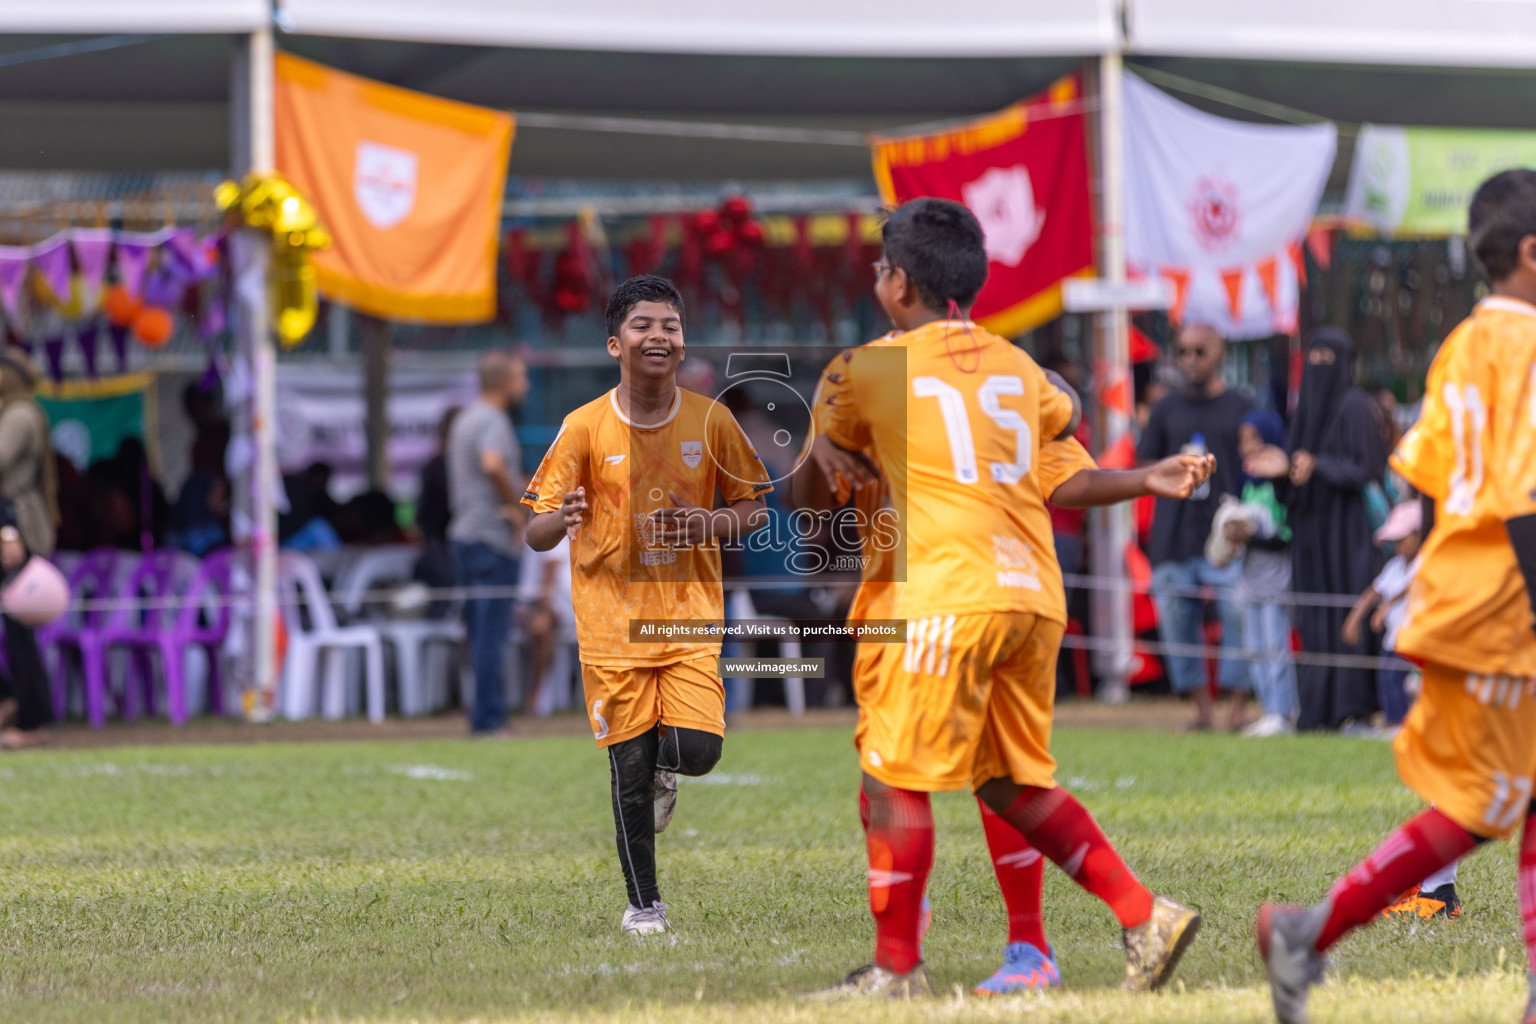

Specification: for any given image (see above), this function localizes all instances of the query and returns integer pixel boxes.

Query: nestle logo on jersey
[632,513,679,566]
[992,535,1041,591]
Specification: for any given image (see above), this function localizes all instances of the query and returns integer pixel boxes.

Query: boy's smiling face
[607,300,684,386]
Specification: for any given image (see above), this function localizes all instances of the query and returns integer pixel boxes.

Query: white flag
[1124,74,1336,340]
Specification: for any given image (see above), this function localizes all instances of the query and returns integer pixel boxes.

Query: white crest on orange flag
[1123,73,1335,340]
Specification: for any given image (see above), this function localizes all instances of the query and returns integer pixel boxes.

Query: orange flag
[1219,268,1246,323]
[1254,256,1280,314]
[275,54,514,323]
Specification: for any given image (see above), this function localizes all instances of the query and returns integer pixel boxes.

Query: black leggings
[0,616,51,731]
[606,724,722,907]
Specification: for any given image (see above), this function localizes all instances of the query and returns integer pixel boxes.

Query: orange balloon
[104,285,142,328]
[132,306,174,348]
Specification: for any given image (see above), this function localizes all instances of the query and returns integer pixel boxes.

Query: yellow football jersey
[1392,297,1536,677]
[523,386,773,667]
[822,320,1075,622]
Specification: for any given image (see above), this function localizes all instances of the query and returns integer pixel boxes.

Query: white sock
[1421,858,1459,892]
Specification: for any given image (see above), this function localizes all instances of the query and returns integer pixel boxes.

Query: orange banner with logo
[274,53,513,323]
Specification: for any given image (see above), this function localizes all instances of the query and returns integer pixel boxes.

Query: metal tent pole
[1089,47,1135,703]
[231,23,279,722]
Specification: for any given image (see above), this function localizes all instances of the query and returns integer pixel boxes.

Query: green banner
[35,374,150,471]
[1345,124,1536,236]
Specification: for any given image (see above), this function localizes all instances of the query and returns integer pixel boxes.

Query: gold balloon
[216,174,331,347]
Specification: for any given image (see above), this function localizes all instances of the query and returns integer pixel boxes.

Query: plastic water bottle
[1182,432,1211,500]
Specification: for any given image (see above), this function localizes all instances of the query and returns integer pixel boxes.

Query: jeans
[1377,659,1412,725]
[1150,556,1247,694]
[1242,598,1296,718]
[450,540,519,733]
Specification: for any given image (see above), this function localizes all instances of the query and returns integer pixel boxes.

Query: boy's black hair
[881,198,990,311]
[605,274,686,338]
[1469,169,1536,282]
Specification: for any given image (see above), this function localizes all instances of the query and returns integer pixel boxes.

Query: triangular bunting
[71,229,114,308]
[1287,240,1307,288]
[31,235,73,305]
[1160,268,1191,325]
[0,248,28,319]
[1305,227,1332,272]
[1219,267,1246,323]
[1255,256,1280,314]
[115,239,155,299]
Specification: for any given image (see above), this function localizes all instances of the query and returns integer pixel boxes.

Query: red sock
[978,796,1048,951]
[864,782,934,974]
[998,786,1153,929]
[1520,807,1536,975]
[1315,807,1479,952]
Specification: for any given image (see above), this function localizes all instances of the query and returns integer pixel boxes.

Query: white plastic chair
[726,588,806,715]
[277,551,386,722]
[334,545,466,717]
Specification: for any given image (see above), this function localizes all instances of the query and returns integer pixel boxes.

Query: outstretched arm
[1049,454,1215,510]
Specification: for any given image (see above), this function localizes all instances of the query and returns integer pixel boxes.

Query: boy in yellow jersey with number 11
[1258,170,1536,1024]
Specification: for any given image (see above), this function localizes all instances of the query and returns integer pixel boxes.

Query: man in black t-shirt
[1135,324,1254,730]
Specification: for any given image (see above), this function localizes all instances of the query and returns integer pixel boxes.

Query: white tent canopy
[276,0,1119,56]
[1128,0,1536,68]
[2,1,265,33]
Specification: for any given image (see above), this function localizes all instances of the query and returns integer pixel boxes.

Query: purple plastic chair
[40,549,140,727]
[114,548,235,724]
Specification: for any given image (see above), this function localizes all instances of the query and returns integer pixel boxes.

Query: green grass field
[0,724,1529,1023]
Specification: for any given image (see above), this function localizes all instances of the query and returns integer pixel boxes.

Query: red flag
[871,73,1092,337]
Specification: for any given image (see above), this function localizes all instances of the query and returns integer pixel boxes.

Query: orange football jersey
[822,320,1075,622]
[1392,297,1536,677]
[523,387,773,667]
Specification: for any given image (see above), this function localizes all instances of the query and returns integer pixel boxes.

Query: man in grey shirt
[448,351,530,735]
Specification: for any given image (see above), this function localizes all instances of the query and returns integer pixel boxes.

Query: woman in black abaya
[1287,329,1387,730]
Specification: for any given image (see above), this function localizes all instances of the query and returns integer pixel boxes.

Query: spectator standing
[1285,328,1387,730]
[448,351,530,736]
[413,407,459,604]
[1229,410,1296,736]
[1136,323,1254,730]
[0,350,56,749]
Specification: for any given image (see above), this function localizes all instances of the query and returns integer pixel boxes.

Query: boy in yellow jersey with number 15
[798,198,1210,998]
[524,276,772,938]
[1258,170,1536,1024]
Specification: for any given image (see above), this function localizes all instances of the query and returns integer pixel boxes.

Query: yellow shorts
[1394,664,1536,839]
[855,612,1062,793]
[580,657,725,748]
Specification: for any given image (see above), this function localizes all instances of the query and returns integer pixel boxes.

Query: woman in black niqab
[1288,328,1387,730]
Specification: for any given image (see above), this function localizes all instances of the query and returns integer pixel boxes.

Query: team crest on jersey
[680,440,704,468]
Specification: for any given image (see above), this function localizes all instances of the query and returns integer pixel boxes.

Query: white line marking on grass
[680,773,762,786]
[389,764,474,781]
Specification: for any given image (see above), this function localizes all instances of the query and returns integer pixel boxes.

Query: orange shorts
[854,612,1062,793]
[1393,664,1536,839]
[580,657,725,748]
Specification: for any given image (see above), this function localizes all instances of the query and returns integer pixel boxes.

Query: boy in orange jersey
[797,198,1210,998]
[795,424,1209,996]
[524,276,772,937]
[1257,169,1536,1024]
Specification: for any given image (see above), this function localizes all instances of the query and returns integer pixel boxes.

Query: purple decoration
[142,267,184,310]
[80,321,102,378]
[165,227,216,282]
[70,229,114,300]
[31,235,73,304]
[0,247,27,319]
[199,288,228,339]
[108,323,130,371]
[197,350,222,393]
[115,241,154,299]
[42,336,64,384]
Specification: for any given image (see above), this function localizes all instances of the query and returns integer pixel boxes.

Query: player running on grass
[1257,169,1536,1024]
[795,198,1210,998]
[796,424,1211,995]
[523,275,772,937]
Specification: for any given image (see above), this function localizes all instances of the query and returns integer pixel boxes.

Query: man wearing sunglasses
[1136,323,1255,731]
